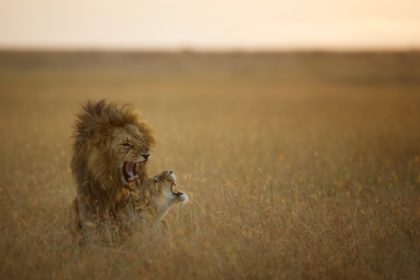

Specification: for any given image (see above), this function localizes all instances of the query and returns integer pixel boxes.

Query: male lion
[70,100,156,243]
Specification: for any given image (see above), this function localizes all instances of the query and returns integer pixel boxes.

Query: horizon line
[1,45,420,53]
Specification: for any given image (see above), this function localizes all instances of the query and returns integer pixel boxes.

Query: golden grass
[0,52,419,279]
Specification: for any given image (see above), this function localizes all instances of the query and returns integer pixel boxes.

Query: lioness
[72,170,188,244]
[120,170,189,232]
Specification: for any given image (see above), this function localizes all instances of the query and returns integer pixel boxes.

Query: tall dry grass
[0,52,419,279]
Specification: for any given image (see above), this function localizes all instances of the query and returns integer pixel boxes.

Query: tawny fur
[70,100,155,243]
[118,171,188,236]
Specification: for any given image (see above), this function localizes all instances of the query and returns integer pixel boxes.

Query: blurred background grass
[0,51,419,279]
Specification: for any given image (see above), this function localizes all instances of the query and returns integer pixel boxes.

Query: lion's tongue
[125,162,136,179]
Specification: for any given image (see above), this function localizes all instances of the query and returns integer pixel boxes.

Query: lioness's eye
[121,143,131,147]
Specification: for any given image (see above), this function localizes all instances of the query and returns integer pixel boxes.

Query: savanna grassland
[0,51,419,279]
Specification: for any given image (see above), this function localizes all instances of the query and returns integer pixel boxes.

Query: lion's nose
[141,152,150,160]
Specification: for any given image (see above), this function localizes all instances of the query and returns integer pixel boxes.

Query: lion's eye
[121,143,131,147]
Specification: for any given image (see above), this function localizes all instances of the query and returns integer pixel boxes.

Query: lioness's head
[72,100,155,190]
[148,170,189,219]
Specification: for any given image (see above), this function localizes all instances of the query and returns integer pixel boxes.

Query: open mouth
[171,183,184,196]
[171,183,188,203]
[122,161,139,183]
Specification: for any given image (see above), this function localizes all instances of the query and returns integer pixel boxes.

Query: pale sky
[1,0,420,50]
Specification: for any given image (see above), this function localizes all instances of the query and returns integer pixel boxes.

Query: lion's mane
[71,100,155,216]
